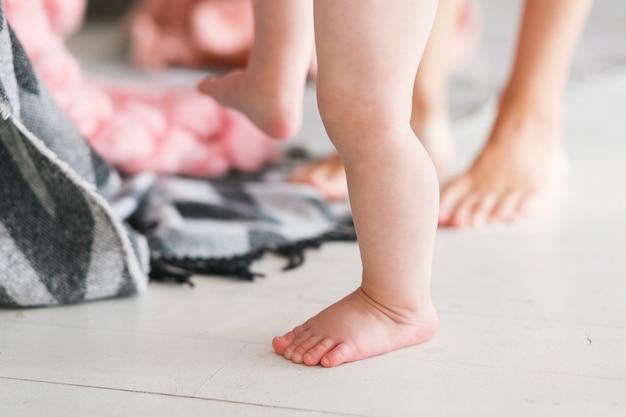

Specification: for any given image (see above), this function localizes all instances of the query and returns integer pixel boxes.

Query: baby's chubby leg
[288,0,468,198]
[273,0,439,367]
[198,0,313,139]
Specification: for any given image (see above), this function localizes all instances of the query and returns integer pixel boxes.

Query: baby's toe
[290,336,324,364]
[302,337,339,366]
[320,343,352,368]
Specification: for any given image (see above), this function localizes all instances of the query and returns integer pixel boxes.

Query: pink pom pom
[5,0,56,59]
[6,0,278,178]
[222,109,280,172]
[190,0,253,56]
[54,84,114,138]
[186,142,232,177]
[43,0,87,37]
[166,91,223,139]
[91,102,166,169]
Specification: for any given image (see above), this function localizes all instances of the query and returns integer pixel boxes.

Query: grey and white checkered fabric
[0,5,354,307]
[0,8,148,307]
[134,175,354,282]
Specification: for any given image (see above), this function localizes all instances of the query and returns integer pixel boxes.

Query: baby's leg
[273,0,439,367]
[198,0,313,139]
[439,0,592,227]
[288,0,468,198]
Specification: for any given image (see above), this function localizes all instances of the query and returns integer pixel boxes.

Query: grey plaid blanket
[0,8,354,308]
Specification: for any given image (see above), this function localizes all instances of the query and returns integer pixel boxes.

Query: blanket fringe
[149,226,356,285]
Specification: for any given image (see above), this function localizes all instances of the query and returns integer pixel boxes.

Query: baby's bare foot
[272,288,438,367]
[198,70,301,139]
[439,111,569,228]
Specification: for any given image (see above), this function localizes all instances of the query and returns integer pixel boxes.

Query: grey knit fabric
[0,11,147,307]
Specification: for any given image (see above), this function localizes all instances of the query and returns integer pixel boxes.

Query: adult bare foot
[198,70,302,139]
[272,287,438,367]
[439,108,569,228]
[288,154,347,200]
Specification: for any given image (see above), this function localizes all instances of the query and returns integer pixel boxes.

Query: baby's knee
[318,89,408,154]
[318,85,385,134]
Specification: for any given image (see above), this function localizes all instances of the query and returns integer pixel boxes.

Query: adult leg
[439,0,593,227]
[412,0,467,175]
[273,0,439,367]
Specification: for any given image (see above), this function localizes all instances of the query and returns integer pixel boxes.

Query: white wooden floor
[2,2,626,416]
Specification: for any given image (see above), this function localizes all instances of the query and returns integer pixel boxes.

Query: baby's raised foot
[199,70,302,139]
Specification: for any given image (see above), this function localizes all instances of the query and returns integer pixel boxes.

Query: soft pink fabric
[128,0,318,76]
[5,0,278,177]
[44,0,87,37]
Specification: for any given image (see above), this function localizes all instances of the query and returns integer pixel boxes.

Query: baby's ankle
[259,100,302,139]
[356,285,436,325]
[244,80,303,139]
